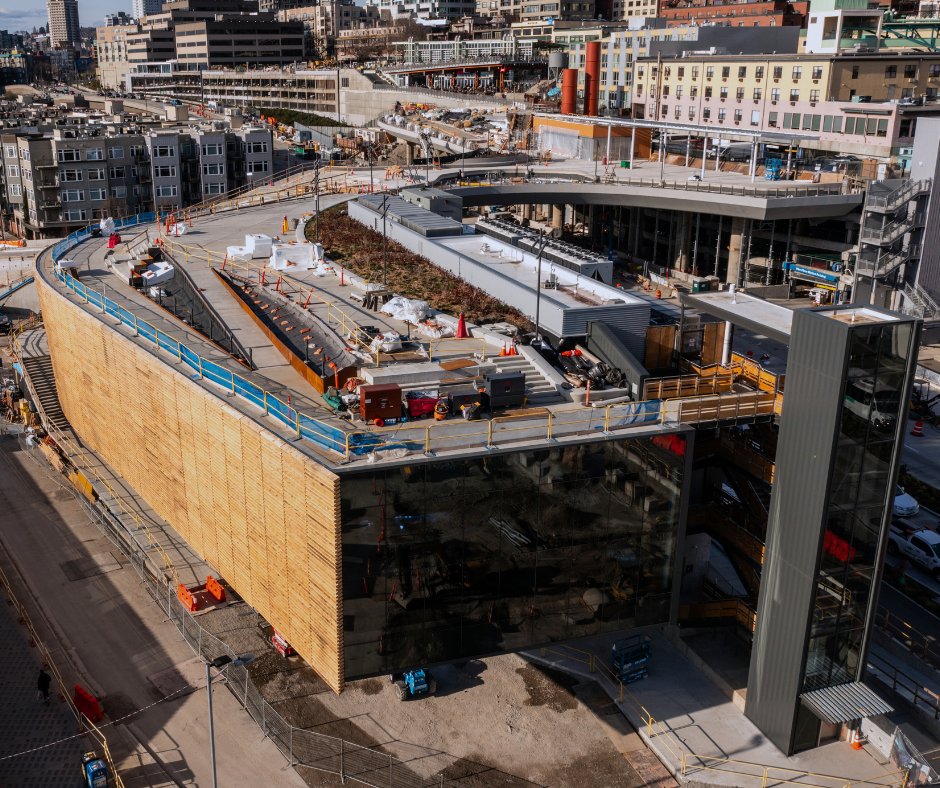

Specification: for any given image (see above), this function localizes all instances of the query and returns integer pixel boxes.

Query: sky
[5,1,123,32]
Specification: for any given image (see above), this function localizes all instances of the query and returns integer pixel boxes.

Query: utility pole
[314,158,320,243]
[381,193,389,288]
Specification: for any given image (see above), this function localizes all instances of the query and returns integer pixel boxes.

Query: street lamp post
[205,653,253,788]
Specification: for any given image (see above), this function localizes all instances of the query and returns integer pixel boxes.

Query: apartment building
[0,122,273,237]
[280,1,399,58]
[657,0,808,27]
[623,52,940,158]
[95,23,140,91]
[47,0,81,49]
[374,0,475,20]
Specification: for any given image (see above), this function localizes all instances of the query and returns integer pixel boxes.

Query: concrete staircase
[21,355,71,432]
[489,353,560,405]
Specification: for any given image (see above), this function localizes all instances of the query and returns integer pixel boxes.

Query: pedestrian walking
[37,667,51,706]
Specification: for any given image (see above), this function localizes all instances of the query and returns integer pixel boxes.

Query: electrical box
[359,383,403,425]
[485,371,526,409]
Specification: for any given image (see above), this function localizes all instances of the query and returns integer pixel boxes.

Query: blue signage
[784,262,839,284]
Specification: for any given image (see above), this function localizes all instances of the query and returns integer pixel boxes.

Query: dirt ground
[200,604,672,787]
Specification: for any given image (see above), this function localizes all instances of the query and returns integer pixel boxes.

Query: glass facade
[340,435,688,679]
[802,321,914,692]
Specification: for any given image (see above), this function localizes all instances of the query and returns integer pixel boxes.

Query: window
[721,66,730,79]
[790,89,800,101]
[753,66,764,81]
[152,145,174,158]
[662,85,670,97]
[6,165,17,178]
[690,86,698,98]
[61,189,84,202]
[677,66,684,78]
[736,87,745,100]
[9,184,20,197]
[688,107,696,120]
[3,145,14,158]
[703,107,711,120]
[705,86,713,98]
[753,87,763,100]
[733,109,743,122]
[717,108,727,122]
[720,86,728,99]
[156,185,177,197]
[20,149,28,162]
[832,116,842,133]
[812,66,823,80]
[108,146,124,159]
[771,88,780,101]
[877,118,888,137]
[246,141,268,154]
[810,89,820,103]
[885,65,897,79]
[57,149,80,162]
[203,183,224,195]
[202,163,223,176]
[676,85,683,98]
[930,64,940,78]
[111,186,127,198]
[86,148,104,160]
[109,166,125,179]
[772,66,783,79]
[247,161,269,174]
[751,110,760,126]
[153,165,176,178]
[89,188,106,201]
[63,209,87,221]
[692,67,699,79]
[792,66,802,79]
[674,106,681,120]
[130,145,145,158]
[706,66,714,79]
[87,168,105,181]
[851,65,859,79]
[60,169,82,182]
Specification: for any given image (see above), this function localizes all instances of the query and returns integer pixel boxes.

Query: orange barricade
[177,583,198,612]
[73,684,104,723]
[206,575,226,603]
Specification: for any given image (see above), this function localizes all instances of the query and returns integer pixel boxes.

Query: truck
[887,524,940,580]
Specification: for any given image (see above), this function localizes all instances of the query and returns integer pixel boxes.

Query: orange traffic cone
[455,312,469,339]
[912,420,924,437]
[499,344,507,357]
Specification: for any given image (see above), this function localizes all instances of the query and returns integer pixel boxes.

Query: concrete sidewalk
[524,629,900,788]
[0,435,306,787]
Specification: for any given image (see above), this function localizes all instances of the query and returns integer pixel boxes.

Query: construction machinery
[391,668,437,700]
[764,158,783,181]
[81,751,110,787]
[611,634,651,684]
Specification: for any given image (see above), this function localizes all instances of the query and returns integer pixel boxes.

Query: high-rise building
[47,0,81,49]
[132,0,164,19]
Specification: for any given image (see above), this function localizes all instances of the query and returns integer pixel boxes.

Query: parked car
[894,485,920,517]
[888,524,940,579]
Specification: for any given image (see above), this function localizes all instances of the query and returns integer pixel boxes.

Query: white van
[807,287,831,305]
[843,372,900,429]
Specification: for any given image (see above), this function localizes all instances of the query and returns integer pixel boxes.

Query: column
[674,212,692,273]
[552,205,564,231]
[726,216,746,286]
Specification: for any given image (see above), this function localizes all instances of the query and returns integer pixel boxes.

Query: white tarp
[369,332,403,353]
[99,217,116,235]
[268,242,323,271]
[227,233,273,260]
[167,222,188,237]
[380,296,429,324]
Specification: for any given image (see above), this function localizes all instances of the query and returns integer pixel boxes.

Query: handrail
[535,643,901,788]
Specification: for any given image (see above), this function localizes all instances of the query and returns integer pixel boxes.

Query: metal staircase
[901,282,940,319]
[20,355,71,432]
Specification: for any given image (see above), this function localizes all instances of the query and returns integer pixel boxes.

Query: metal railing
[534,643,900,788]
[865,179,931,211]
[613,176,854,198]
[867,651,940,721]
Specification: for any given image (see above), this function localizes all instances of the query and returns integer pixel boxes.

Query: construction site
[0,129,934,787]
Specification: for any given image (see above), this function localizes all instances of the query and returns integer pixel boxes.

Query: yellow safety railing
[0,561,124,786]
[534,642,901,788]
[11,326,181,583]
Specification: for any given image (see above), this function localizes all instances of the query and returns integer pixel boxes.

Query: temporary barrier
[206,575,226,603]
[73,684,104,724]
[177,583,198,612]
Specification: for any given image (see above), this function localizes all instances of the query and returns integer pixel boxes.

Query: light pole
[533,229,547,344]
[206,653,253,788]
[314,158,321,243]
[380,193,390,288]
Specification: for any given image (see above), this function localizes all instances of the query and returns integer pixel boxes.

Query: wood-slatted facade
[38,279,345,691]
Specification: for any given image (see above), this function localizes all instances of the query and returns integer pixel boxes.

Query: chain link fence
[79,476,465,788]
